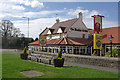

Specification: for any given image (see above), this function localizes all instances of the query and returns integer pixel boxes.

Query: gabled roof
[29,38,91,46]
[41,18,78,35]
[40,27,49,35]
[89,26,120,44]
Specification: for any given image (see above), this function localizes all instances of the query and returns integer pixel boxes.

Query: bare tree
[0,20,13,38]
[0,20,25,48]
[11,28,21,37]
[0,20,21,38]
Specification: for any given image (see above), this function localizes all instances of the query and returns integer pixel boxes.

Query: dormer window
[57,26,66,33]
[47,30,52,34]
[47,28,54,34]
[57,28,62,33]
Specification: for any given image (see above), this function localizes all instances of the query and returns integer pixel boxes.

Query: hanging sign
[93,34,102,49]
[95,15,101,33]
[39,35,46,46]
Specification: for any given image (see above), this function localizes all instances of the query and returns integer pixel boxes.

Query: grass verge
[2,53,119,78]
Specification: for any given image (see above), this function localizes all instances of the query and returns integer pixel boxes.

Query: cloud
[0,0,44,18]
[12,16,70,39]
[0,1,25,12]
[23,10,64,18]
[0,10,64,19]
[85,10,100,19]
[13,18,56,39]
[83,18,118,29]
[43,0,119,2]
[68,7,89,16]
[0,1,25,18]
[10,0,44,8]
[67,7,100,19]
[30,0,44,8]
[67,6,117,29]
[102,20,118,28]
[12,5,25,10]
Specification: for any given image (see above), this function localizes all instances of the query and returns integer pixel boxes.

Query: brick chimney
[56,18,60,23]
[77,12,82,21]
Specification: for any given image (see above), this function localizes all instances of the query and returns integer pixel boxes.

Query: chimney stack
[56,18,60,23]
[77,12,82,21]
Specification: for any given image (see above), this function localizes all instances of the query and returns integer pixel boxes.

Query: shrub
[105,48,120,57]
[53,49,64,67]
[53,49,64,59]
[22,46,27,54]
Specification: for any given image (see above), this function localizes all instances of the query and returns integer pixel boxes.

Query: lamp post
[109,35,114,57]
[22,17,29,46]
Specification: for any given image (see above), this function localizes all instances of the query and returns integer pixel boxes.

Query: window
[74,46,80,54]
[60,33,62,38]
[82,34,85,38]
[49,35,52,39]
[88,34,91,38]
[67,46,72,54]
[60,46,66,53]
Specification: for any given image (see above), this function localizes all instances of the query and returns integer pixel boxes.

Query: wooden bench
[28,53,53,65]
[39,55,53,64]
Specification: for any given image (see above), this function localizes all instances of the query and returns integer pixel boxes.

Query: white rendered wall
[67,18,90,38]
[46,33,66,40]
[52,34,60,39]
[57,28,63,33]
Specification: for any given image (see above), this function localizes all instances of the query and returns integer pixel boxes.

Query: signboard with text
[39,35,46,46]
[93,34,102,49]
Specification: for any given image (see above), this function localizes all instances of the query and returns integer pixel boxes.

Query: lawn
[2,53,119,78]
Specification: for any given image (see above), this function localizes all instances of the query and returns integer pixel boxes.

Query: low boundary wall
[32,51,120,69]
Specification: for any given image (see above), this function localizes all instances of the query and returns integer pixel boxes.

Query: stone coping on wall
[32,51,120,69]
[33,51,119,61]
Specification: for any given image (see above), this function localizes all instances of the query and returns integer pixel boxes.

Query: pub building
[29,12,120,56]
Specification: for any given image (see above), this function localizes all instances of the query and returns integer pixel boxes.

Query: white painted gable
[57,28,63,33]
[47,30,51,34]
[67,18,90,38]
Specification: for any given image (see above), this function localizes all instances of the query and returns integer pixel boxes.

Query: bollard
[40,59,42,63]
[49,60,51,65]
[37,58,39,62]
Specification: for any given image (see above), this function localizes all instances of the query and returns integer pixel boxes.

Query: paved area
[1,49,22,55]
[20,70,44,78]
[65,62,118,73]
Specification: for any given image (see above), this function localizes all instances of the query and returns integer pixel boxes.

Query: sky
[0,0,119,39]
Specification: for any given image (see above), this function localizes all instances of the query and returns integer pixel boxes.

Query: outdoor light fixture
[109,35,114,57]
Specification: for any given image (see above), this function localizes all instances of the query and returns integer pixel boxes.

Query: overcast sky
[0,0,119,39]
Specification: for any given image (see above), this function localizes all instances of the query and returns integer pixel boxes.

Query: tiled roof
[68,38,91,45]
[29,38,91,46]
[41,18,78,35]
[29,40,39,45]
[89,27,120,44]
